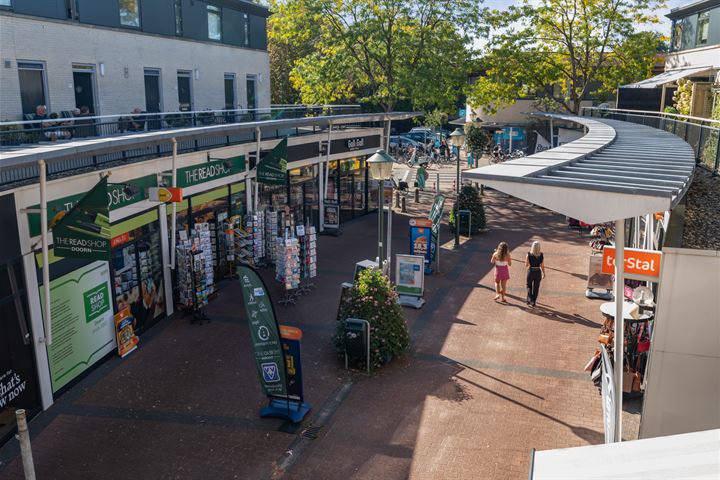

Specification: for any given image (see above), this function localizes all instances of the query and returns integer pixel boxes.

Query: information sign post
[395,254,425,309]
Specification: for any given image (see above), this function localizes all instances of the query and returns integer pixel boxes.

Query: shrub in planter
[333,268,410,370]
[449,184,486,234]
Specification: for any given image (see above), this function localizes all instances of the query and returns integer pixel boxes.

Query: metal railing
[0,104,361,148]
[581,107,720,175]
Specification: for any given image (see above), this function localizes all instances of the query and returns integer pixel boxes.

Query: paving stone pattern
[1,188,606,480]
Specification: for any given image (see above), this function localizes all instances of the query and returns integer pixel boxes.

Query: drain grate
[300,425,322,440]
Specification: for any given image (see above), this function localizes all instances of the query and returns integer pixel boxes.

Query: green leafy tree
[273,0,482,112]
[449,184,486,234]
[672,78,693,115]
[423,109,449,131]
[464,123,490,157]
[334,268,410,370]
[469,0,664,114]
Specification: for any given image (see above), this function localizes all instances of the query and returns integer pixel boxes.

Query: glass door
[72,65,97,114]
[144,68,162,130]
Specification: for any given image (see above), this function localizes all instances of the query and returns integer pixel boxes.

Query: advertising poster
[238,265,288,398]
[588,255,613,290]
[114,308,139,358]
[257,137,288,185]
[395,255,425,297]
[410,226,433,264]
[52,177,111,261]
[279,325,304,401]
[323,200,340,229]
[40,261,116,393]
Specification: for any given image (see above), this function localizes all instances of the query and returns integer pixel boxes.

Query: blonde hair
[530,241,542,257]
[496,242,509,260]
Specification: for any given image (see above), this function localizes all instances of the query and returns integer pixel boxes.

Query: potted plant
[334,268,410,370]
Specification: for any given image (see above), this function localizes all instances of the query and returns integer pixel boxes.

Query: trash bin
[344,318,370,373]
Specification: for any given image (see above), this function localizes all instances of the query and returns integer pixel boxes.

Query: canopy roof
[621,66,714,89]
[530,429,720,480]
[462,113,695,224]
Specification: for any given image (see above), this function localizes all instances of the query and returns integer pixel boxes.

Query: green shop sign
[28,174,157,237]
[176,156,245,188]
[83,283,110,323]
[257,138,288,185]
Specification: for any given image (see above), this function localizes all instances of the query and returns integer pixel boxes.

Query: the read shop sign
[602,246,662,281]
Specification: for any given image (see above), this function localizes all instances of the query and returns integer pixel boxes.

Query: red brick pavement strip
[0,191,607,480]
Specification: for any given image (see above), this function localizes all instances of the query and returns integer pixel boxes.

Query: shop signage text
[257,138,288,185]
[176,156,245,188]
[0,370,27,409]
[346,138,365,149]
[602,246,661,279]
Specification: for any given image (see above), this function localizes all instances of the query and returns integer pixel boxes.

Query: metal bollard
[395,190,400,208]
[401,196,407,212]
[15,409,36,480]
[415,188,420,203]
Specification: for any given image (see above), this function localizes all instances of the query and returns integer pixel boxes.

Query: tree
[272,0,482,112]
[449,184,486,234]
[423,109,448,131]
[468,0,665,114]
[464,123,490,157]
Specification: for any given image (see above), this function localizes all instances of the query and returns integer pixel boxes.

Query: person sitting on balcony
[45,112,71,141]
[74,106,95,137]
[31,105,53,137]
[127,107,146,132]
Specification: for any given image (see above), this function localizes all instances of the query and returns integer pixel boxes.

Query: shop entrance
[72,66,96,114]
[338,158,368,222]
[111,214,166,334]
[289,165,319,229]
[0,259,41,445]
[190,189,231,280]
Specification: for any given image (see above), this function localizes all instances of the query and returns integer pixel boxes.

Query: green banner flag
[52,177,111,261]
[257,137,288,185]
[238,265,288,398]
[429,194,446,228]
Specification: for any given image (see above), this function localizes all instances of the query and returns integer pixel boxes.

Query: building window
[207,5,221,41]
[696,11,710,45]
[174,0,183,36]
[17,62,48,116]
[243,13,250,47]
[119,0,141,28]
[672,22,683,51]
[177,71,193,111]
[0,1,11,8]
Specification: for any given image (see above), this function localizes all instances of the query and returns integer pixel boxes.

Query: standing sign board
[52,177,111,261]
[602,246,661,281]
[600,345,615,443]
[395,254,425,297]
[39,261,116,392]
[279,325,305,401]
[323,199,340,231]
[409,219,434,274]
[114,307,139,358]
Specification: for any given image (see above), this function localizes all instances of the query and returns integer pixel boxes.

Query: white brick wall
[0,13,270,120]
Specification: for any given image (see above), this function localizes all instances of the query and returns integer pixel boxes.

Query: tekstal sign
[602,246,662,281]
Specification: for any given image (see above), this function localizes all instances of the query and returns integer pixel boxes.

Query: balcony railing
[0,105,361,148]
[581,107,720,175]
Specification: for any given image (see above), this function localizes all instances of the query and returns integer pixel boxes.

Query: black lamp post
[367,149,394,270]
[449,128,465,247]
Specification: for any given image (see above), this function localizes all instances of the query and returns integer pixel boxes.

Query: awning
[529,429,720,479]
[621,66,714,89]
[462,113,695,224]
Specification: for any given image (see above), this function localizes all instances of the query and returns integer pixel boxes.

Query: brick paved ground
[1,181,608,480]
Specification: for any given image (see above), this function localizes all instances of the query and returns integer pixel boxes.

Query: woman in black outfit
[525,241,546,307]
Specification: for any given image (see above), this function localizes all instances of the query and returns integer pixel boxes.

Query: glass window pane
[208,5,221,41]
[0,1,12,7]
[174,0,183,35]
[697,12,709,45]
[119,0,140,28]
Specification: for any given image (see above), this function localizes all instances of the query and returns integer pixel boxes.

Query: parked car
[389,135,423,150]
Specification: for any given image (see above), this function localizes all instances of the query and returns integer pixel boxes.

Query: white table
[600,301,653,321]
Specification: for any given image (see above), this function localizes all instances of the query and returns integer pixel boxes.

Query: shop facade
[5,125,384,418]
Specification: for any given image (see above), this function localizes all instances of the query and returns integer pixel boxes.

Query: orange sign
[409,218,433,228]
[114,307,139,358]
[111,232,130,248]
[279,325,303,340]
[148,187,183,203]
[602,246,662,279]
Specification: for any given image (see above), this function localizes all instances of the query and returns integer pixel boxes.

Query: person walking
[491,242,512,302]
[416,164,427,191]
[525,241,545,307]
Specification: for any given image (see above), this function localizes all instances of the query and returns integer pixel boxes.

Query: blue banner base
[260,398,311,423]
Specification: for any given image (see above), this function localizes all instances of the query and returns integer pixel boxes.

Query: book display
[298,225,317,280]
[176,224,214,320]
[226,215,254,266]
[276,237,300,305]
[245,212,266,265]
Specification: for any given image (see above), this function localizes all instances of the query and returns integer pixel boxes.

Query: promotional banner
[257,137,288,185]
[588,255,613,290]
[429,194,445,261]
[114,307,139,358]
[238,265,288,398]
[395,254,425,297]
[410,225,433,264]
[600,345,615,443]
[323,199,340,230]
[52,177,111,261]
[39,261,116,392]
[534,132,552,153]
[279,325,304,401]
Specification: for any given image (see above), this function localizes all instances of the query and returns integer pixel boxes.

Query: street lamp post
[449,128,465,248]
[367,149,394,272]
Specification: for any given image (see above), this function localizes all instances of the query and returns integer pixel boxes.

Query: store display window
[289,165,319,227]
[257,182,288,213]
[111,212,166,334]
[338,157,367,222]
[230,182,247,217]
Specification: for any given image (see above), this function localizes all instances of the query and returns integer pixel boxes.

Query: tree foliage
[464,123,490,156]
[449,184,486,234]
[271,0,482,112]
[423,109,449,130]
[468,0,665,114]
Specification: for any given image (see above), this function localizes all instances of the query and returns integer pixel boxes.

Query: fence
[0,105,361,147]
[581,107,720,175]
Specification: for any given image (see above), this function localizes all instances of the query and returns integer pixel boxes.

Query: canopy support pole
[613,218,625,442]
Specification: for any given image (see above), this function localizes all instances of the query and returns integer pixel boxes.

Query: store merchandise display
[299,225,317,280]
[227,215,254,266]
[276,237,301,293]
[265,210,279,263]
[176,224,215,313]
[245,212,266,265]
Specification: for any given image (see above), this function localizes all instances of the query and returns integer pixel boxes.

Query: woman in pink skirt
[491,242,512,302]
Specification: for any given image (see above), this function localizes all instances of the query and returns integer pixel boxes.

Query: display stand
[276,236,300,306]
[265,210,279,264]
[297,224,317,294]
[245,212,266,268]
[586,224,614,300]
[176,226,212,324]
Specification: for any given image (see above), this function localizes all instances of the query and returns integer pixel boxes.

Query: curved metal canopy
[462,113,695,224]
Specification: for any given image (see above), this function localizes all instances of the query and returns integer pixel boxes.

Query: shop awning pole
[254,127,261,212]
[549,118,554,147]
[386,119,392,150]
[613,218,625,442]
[320,122,333,232]
[39,159,51,345]
[170,138,177,270]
